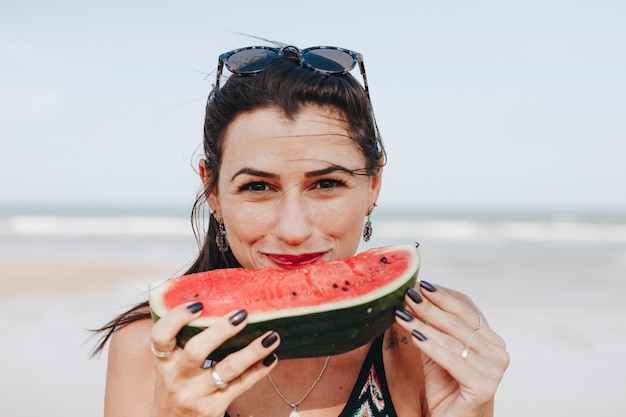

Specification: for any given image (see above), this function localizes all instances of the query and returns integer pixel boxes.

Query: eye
[316,178,347,189]
[239,181,271,192]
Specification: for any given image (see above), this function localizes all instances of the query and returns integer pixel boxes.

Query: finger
[403,285,481,351]
[181,309,249,367]
[150,301,204,357]
[400,284,509,377]
[196,352,279,411]
[208,330,281,391]
[191,330,280,400]
[410,282,505,348]
[395,311,508,388]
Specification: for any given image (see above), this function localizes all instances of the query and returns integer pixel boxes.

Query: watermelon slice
[149,244,420,359]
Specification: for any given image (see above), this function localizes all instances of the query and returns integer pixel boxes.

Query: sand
[1,245,625,416]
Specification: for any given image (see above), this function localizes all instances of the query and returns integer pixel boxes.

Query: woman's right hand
[149,302,280,417]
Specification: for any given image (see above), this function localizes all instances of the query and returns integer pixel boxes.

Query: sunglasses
[215,45,370,97]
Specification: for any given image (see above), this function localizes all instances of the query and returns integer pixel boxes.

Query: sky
[1,0,625,211]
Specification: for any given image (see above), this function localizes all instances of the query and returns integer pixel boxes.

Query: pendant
[289,408,300,417]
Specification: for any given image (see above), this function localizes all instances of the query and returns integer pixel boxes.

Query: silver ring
[150,341,175,359]
[473,315,483,331]
[461,346,470,360]
[210,365,229,390]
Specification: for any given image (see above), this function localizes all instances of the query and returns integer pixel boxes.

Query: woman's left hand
[394,281,510,417]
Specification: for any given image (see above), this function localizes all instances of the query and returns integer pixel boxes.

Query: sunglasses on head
[215,45,370,96]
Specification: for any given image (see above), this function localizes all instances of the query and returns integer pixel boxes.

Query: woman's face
[203,105,382,270]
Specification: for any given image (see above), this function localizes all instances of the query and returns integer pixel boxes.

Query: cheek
[221,199,284,248]
[224,207,264,243]
[318,200,366,236]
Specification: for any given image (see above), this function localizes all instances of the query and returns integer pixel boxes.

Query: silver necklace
[267,356,331,417]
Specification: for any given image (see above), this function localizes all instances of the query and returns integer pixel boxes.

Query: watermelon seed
[380,256,387,263]
[194,293,199,298]
[344,280,350,286]
[341,287,349,292]
[332,283,339,289]
[292,291,298,297]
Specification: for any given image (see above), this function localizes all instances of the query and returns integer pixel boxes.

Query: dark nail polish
[407,287,423,303]
[263,353,277,367]
[229,309,248,325]
[395,309,414,322]
[261,331,278,348]
[412,329,428,342]
[187,302,204,313]
[420,281,437,292]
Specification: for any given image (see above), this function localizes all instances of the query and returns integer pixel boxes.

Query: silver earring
[362,216,372,242]
[215,216,229,252]
[363,205,375,242]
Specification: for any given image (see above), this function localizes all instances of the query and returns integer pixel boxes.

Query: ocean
[3,205,625,250]
[2,205,625,273]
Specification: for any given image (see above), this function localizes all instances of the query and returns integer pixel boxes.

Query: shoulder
[108,315,154,361]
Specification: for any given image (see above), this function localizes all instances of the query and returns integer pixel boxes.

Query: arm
[104,318,155,417]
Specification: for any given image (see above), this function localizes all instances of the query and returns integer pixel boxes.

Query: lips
[266,252,325,270]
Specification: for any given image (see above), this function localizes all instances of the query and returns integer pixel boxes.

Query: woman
[95,44,509,417]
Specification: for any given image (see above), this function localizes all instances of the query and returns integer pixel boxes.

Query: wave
[2,215,625,244]
[376,220,626,244]
[0,216,191,237]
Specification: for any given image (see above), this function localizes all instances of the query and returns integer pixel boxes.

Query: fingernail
[261,331,278,348]
[412,329,428,342]
[263,353,277,367]
[395,309,414,322]
[229,309,248,325]
[187,302,204,313]
[420,281,437,292]
[407,287,423,303]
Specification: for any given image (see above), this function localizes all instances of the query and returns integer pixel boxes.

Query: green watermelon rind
[149,244,419,360]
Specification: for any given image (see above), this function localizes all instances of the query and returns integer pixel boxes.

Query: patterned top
[225,334,396,417]
[337,334,396,417]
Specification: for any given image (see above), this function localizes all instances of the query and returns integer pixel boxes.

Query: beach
[1,208,625,416]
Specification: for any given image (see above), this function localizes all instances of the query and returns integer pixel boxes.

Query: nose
[273,189,313,246]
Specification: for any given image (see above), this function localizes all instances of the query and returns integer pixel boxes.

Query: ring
[473,315,483,331]
[150,341,175,359]
[209,365,229,390]
[461,346,470,360]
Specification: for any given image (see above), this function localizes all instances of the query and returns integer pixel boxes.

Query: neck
[267,356,330,407]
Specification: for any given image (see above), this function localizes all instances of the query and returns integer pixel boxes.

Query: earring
[215,216,229,252]
[363,204,376,242]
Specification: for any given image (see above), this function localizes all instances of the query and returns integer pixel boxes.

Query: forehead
[220,106,365,170]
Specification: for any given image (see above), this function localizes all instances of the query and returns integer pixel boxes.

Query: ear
[366,167,383,215]
[199,159,220,213]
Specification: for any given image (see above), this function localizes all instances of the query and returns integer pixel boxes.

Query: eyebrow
[231,164,365,182]
[231,168,278,182]
[304,164,363,178]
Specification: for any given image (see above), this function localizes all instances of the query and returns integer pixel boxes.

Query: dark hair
[91,51,386,356]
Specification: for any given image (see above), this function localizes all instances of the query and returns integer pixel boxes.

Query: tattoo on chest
[384,330,409,350]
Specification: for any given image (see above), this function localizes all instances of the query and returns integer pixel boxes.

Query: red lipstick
[266,252,325,270]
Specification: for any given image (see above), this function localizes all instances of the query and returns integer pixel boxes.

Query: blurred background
[1,1,625,416]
